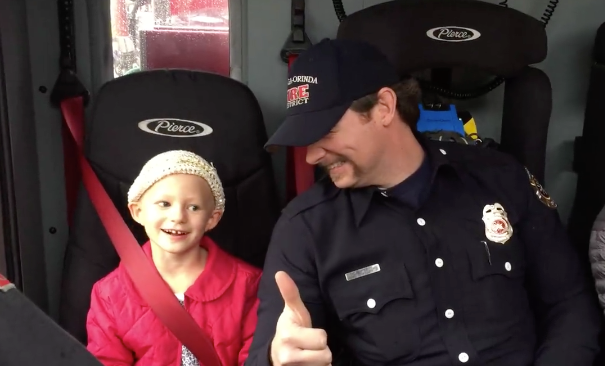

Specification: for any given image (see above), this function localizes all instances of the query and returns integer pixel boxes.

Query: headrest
[336,0,547,78]
[86,69,269,187]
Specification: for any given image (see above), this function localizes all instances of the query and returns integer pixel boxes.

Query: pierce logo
[426,26,481,42]
[137,118,213,138]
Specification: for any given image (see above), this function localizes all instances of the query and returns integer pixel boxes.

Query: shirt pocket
[328,265,420,363]
[466,232,530,321]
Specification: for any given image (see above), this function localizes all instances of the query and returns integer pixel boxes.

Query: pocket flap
[467,240,525,280]
[330,265,414,318]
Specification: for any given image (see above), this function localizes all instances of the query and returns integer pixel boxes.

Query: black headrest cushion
[336,0,547,78]
[86,69,270,187]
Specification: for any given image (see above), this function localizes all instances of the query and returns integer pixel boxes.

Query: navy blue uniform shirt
[379,152,432,209]
[245,138,602,366]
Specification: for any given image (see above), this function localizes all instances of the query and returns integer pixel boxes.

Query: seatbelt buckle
[280,0,313,63]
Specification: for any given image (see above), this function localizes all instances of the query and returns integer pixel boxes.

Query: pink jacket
[86,236,261,366]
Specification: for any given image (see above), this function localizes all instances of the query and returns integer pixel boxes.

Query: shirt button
[505,262,512,271]
[367,298,376,309]
[445,309,454,318]
[439,149,447,155]
[435,258,444,267]
[417,218,426,226]
[380,190,388,197]
[458,352,469,363]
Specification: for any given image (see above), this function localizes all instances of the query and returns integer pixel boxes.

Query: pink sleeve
[86,282,134,366]
[238,271,261,366]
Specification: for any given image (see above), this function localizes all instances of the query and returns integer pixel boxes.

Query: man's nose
[306,143,326,165]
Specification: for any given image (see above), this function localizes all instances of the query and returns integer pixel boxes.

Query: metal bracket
[280,0,313,63]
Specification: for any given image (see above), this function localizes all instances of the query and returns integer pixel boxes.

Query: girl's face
[128,174,222,257]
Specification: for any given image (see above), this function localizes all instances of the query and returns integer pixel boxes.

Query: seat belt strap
[59,96,221,366]
[281,0,314,201]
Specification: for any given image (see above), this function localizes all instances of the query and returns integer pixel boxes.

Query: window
[110,0,230,78]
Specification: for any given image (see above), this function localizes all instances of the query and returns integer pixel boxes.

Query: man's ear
[204,210,224,232]
[128,202,143,225]
[373,87,397,127]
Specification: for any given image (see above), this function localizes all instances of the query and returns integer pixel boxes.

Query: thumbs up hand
[270,271,332,366]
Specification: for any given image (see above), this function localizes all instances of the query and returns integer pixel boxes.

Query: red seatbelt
[63,122,80,226]
[59,97,221,366]
[285,54,315,201]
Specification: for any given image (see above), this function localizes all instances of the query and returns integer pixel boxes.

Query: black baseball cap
[265,38,401,148]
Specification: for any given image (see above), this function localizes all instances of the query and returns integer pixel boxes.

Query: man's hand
[270,271,332,366]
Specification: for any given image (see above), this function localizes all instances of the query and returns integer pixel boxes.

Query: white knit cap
[127,150,225,211]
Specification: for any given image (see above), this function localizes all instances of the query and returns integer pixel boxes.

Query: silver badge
[345,264,381,281]
[482,203,513,244]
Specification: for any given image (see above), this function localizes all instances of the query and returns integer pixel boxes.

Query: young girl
[86,150,261,366]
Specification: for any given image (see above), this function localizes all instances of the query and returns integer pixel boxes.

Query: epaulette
[428,140,557,209]
[428,139,518,171]
[282,177,340,218]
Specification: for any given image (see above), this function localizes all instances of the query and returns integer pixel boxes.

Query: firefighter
[244,38,602,366]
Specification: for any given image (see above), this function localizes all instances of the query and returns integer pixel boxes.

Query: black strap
[280,0,312,63]
[422,130,500,150]
[57,0,76,72]
[50,0,89,107]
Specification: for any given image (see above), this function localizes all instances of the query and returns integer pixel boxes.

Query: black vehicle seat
[57,69,281,344]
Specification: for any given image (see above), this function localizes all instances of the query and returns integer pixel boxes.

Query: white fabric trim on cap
[127,150,225,211]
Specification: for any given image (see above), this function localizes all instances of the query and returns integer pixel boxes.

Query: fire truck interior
[1,0,605,364]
